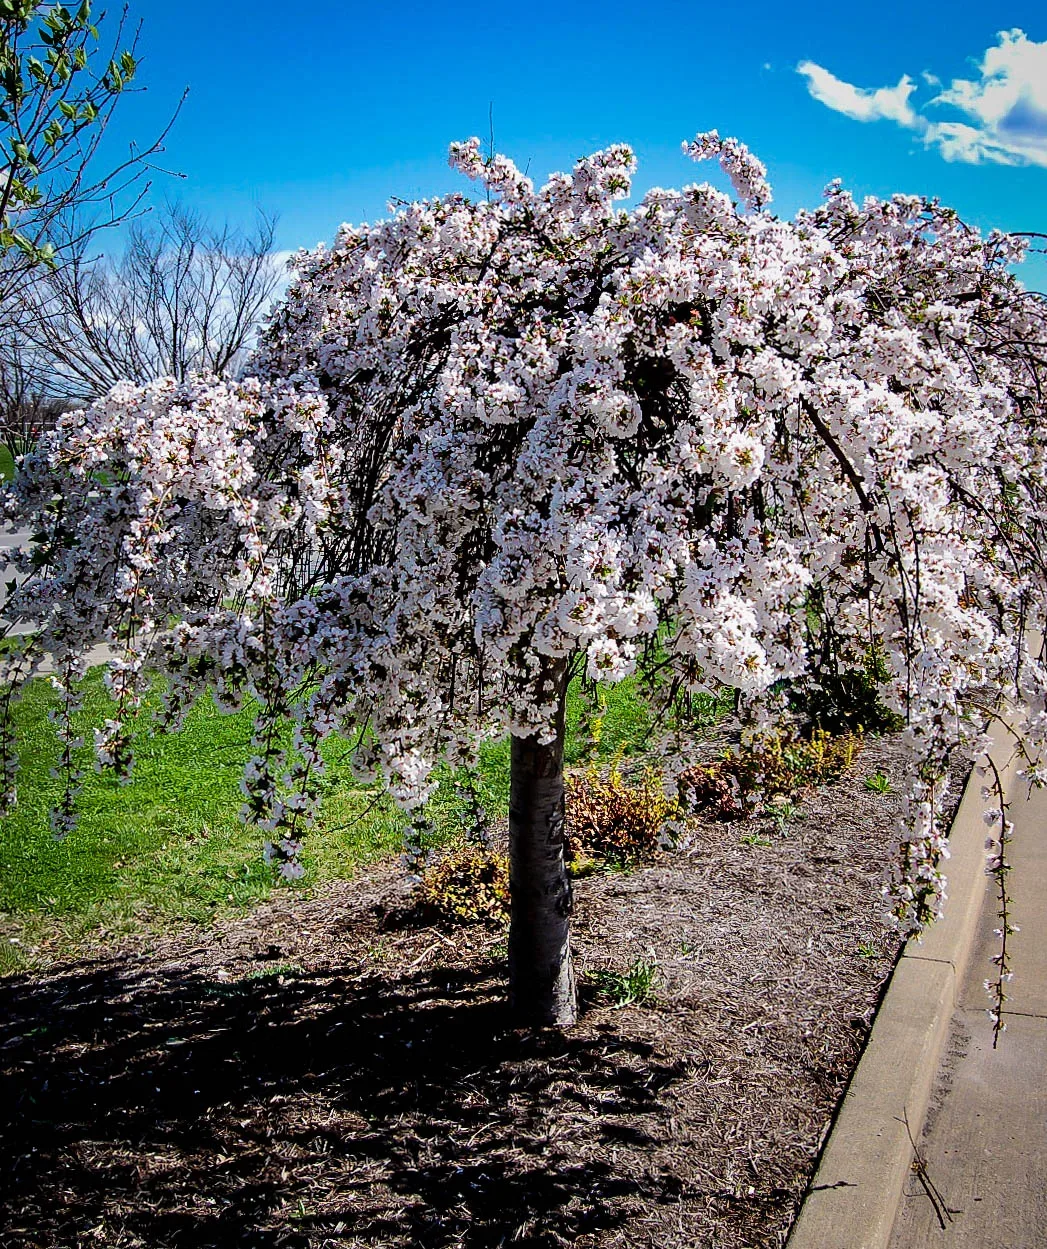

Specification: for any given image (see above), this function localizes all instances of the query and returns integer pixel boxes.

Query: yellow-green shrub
[414,842,510,926]
[727,727,862,801]
[565,764,678,865]
[679,728,862,818]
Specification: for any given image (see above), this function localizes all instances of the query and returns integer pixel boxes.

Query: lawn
[0,663,725,968]
[0,444,15,481]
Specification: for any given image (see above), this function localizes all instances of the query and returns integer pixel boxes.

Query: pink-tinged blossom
[683,130,772,211]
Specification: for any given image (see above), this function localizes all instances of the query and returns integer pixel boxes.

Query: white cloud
[266,249,298,308]
[797,62,919,126]
[929,30,1047,165]
[797,30,1047,168]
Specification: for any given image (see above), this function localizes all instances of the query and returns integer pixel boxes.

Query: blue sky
[104,0,1047,288]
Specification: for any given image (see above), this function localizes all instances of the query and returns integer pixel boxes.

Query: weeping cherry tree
[3,133,1047,1027]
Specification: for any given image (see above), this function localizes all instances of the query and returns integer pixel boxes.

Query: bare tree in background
[0,326,66,454]
[16,204,283,400]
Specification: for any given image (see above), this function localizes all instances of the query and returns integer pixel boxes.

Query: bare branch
[14,203,282,399]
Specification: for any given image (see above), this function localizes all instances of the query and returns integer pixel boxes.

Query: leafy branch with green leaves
[0,0,181,290]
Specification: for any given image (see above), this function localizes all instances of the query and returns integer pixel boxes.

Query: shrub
[676,763,743,820]
[414,842,510,926]
[799,644,904,736]
[727,727,862,802]
[679,728,862,819]
[565,764,678,866]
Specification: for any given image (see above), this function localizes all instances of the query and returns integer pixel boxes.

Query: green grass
[0,665,727,968]
[0,672,405,934]
[0,444,15,481]
[588,955,660,1008]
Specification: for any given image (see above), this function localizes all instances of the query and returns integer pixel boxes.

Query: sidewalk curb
[786,733,1018,1249]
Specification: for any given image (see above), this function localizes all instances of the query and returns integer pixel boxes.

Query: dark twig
[901,1108,954,1229]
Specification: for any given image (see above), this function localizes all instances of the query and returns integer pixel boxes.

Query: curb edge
[786,731,1017,1249]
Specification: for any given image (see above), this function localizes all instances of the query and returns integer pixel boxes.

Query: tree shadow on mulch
[0,954,691,1248]
[3,731,930,1248]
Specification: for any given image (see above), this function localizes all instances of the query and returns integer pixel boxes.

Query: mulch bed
[0,735,964,1249]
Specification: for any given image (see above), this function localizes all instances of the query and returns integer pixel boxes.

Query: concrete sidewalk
[888,779,1047,1248]
[32,643,116,676]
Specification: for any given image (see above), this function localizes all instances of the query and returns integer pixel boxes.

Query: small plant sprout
[857,940,879,959]
[590,956,660,1008]
[740,831,772,848]
[864,772,892,794]
[764,794,798,828]
[244,963,301,983]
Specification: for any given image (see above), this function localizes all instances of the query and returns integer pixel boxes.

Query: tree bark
[508,662,576,1027]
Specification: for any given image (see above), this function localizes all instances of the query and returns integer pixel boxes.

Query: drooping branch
[799,397,873,514]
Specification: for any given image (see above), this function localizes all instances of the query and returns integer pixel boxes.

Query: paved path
[1,527,114,672]
[0,525,33,636]
[888,778,1047,1248]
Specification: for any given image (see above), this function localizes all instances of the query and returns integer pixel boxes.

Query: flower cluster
[2,133,1045,934]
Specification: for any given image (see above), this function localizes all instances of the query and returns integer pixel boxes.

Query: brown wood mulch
[0,735,963,1249]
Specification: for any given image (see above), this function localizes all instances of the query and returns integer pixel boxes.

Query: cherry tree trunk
[507,665,576,1028]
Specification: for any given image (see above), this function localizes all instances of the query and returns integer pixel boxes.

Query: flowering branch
[982,754,1017,1048]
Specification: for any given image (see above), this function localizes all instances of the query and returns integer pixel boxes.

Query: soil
[0,735,963,1249]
